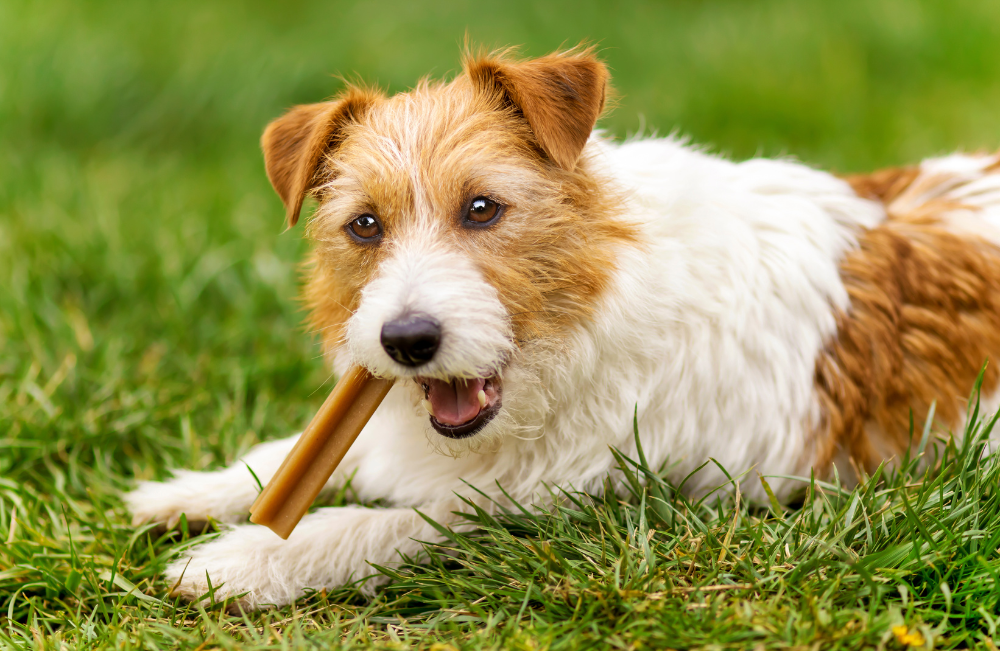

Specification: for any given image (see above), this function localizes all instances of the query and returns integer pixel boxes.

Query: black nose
[380,316,441,367]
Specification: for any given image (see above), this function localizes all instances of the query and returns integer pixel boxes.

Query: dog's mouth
[416,375,503,439]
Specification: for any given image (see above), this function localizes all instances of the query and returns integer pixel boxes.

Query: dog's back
[570,138,1000,499]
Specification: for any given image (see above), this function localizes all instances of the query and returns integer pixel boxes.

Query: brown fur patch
[815,168,1000,471]
[845,167,921,205]
[464,46,609,172]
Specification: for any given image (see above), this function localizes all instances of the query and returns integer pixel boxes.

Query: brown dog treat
[249,366,393,539]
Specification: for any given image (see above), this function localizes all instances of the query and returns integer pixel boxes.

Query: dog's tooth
[422,400,434,417]
[477,390,487,408]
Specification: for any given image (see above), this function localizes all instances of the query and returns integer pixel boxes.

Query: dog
[126,46,1000,609]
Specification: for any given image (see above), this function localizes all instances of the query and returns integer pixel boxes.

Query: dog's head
[261,47,632,446]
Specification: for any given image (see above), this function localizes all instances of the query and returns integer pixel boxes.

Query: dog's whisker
[305,323,345,335]
[507,432,546,442]
[506,310,563,318]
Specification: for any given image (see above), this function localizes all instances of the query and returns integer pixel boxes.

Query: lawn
[3,0,1000,648]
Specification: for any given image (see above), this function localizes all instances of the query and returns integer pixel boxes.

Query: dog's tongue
[426,378,485,426]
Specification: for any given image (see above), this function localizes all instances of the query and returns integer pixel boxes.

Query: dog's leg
[124,433,316,528]
[164,500,465,609]
[124,388,419,528]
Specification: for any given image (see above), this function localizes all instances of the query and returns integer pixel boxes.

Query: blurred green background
[1,0,1000,645]
[2,0,1000,477]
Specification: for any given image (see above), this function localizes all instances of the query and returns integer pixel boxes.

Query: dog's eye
[347,214,382,242]
[464,196,502,226]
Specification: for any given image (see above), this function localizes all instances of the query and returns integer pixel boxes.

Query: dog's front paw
[164,524,311,609]
[125,469,259,528]
[162,507,401,609]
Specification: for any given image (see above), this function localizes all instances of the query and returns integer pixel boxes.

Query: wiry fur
[125,47,1000,610]
[817,153,1000,469]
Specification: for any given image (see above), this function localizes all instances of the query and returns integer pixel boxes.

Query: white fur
[346,232,514,383]
[128,134,899,609]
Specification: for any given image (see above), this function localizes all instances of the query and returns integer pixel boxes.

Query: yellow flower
[892,624,925,647]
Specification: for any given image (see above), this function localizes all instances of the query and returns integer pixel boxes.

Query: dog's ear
[261,87,380,227]
[465,47,609,171]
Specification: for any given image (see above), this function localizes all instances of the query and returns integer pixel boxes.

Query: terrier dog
[126,46,1000,609]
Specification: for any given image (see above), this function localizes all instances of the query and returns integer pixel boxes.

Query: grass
[2,0,1000,648]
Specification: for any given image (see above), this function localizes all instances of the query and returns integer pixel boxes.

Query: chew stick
[249,365,394,539]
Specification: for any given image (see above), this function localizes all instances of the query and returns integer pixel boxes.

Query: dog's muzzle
[379,313,504,438]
